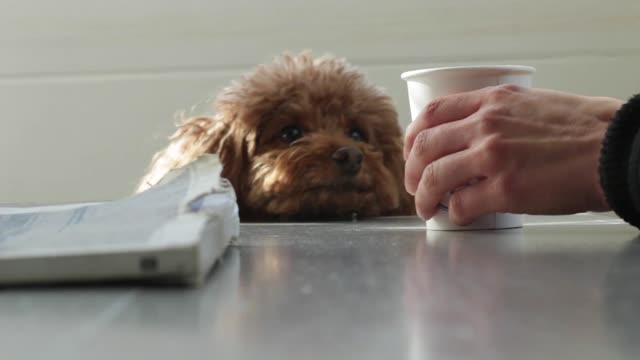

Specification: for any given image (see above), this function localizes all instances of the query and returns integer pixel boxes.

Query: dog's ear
[383,135,416,215]
[373,103,416,215]
[136,115,245,193]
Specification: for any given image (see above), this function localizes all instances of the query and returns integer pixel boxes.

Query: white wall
[2,0,640,203]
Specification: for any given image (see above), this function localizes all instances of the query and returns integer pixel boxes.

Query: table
[1,213,639,360]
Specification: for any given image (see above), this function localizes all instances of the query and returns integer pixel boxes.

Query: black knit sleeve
[599,94,640,228]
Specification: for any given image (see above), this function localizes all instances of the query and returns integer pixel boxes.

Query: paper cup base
[426,211,523,231]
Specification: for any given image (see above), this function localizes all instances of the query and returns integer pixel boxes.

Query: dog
[137,52,414,220]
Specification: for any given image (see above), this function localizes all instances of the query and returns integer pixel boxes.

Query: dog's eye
[349,128,366,142]
[280,125,303,143]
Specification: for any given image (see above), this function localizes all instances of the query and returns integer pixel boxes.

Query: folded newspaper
[0,154,239,286]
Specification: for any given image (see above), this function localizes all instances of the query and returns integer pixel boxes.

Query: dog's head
[140,52,413,220]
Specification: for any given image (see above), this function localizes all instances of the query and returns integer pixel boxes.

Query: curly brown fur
[138,52,414,220]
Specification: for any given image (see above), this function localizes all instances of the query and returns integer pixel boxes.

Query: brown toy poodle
[138,52,414,220]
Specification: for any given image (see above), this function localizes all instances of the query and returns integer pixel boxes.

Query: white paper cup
[401,65,536,231]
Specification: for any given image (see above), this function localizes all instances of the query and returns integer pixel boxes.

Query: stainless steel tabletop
[1,213,639,360]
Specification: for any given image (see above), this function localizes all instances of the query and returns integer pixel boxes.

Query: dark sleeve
[599,94,640,228]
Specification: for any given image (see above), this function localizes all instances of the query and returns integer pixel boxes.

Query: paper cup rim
[400,65,536,81]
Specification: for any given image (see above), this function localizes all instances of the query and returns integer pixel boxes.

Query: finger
[448,178,507,225]
[404,88,488,160]
[404,120,474,195]
[414,149,482,220]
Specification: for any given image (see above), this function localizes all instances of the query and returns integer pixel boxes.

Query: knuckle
[478,119,496,137]
[422,163,438,189]
[499,83,523,93]
[424,97,444,124]
[482,135,506,157]
[495,174,517,198]
[484,104,508,119]
[480,136,506,174]
[413,130,431,155]
[476,109,502,135]
[488,84,521,103]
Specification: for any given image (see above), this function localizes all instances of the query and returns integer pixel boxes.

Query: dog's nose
[332,146,363,176]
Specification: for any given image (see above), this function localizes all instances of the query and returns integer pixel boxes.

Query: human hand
[404,85,624,224]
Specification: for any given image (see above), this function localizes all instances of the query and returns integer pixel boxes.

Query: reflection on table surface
[0,214,639,360]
